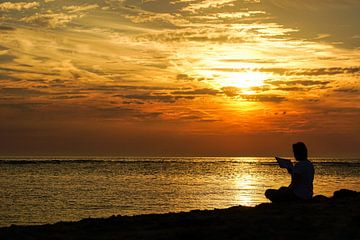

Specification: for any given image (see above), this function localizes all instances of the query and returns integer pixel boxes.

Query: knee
[265,189,275,199]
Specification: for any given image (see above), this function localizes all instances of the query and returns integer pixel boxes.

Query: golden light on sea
[235,174,256,206]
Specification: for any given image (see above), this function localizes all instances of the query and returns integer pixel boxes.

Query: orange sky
[0,0,359,156]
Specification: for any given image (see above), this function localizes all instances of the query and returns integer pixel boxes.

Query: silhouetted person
[265,142,314,203]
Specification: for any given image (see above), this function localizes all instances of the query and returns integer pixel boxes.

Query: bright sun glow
[198,69,270,93]
[219,71,269,89]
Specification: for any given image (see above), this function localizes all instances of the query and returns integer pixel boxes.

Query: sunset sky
[0,0,359,156]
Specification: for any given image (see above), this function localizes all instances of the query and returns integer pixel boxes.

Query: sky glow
[0,0,359,156]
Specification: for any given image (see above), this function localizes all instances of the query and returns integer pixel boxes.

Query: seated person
[265,142,315,203]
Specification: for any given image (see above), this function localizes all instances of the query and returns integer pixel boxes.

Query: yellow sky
[0,0,359,156]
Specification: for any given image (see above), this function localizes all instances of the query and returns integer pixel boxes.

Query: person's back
[291,159,314,200]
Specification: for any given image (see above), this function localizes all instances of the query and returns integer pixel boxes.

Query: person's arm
[275,157,293,172]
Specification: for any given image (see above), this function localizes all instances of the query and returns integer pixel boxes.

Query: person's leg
[265,187,296,203]
[265,188,282,202]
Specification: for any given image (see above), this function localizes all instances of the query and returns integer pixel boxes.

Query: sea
[0,156,359,227]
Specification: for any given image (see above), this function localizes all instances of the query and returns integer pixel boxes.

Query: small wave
[315,162,360,167]
[0,159,105,165]
[0,158,358,165]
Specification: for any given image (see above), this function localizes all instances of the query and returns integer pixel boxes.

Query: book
[275,157,293,170]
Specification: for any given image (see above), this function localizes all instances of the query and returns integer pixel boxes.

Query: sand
[0,189,359,240]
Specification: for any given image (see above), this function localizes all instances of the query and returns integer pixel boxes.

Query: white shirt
[292,160,314,200]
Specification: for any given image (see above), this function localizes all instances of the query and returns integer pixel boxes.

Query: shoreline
[0,189,359,240]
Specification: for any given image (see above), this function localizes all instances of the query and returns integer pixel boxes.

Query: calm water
[0,157,359,227]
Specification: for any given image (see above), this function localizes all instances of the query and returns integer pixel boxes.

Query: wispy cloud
[181,0,237,13]
[0,2,40,11]
[21,12,80,27]
[62,4,99,13]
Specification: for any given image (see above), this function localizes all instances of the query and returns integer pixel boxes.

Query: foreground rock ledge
[0,189,359,240]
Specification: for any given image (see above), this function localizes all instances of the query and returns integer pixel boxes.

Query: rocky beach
[0,189,359,240]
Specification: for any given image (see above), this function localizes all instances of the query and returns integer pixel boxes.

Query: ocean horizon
[1,156,359,227]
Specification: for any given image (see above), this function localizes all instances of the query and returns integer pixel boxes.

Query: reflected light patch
[235,174,256,206]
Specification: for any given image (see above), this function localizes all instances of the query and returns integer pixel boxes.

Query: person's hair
[292,142,308,160]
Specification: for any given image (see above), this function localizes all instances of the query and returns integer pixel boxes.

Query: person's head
[292,142,308,161]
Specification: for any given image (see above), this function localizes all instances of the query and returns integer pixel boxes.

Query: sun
[219,71,269,89]
[197,69,270,93]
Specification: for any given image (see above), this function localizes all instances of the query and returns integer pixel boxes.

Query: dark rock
[332,189,359,199]
[311,195,330,203]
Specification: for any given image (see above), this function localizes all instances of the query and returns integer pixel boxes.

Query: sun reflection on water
[235,174,257,206]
